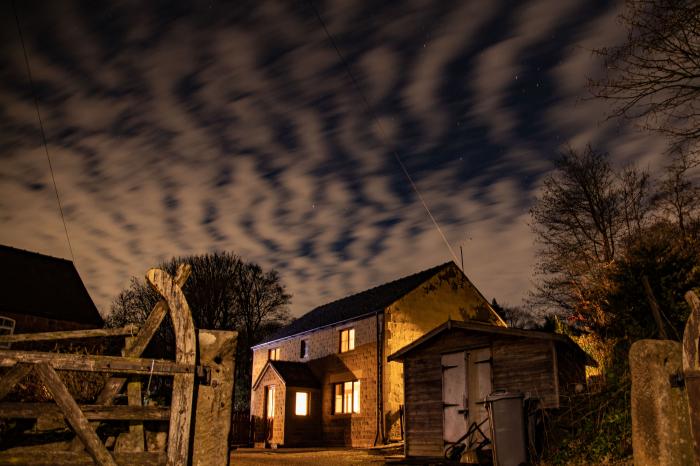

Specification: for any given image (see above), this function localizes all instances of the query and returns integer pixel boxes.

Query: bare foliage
[530,146,654,326]
[107,252,291,409]
[656,151,700,234]
[590,0,700,153]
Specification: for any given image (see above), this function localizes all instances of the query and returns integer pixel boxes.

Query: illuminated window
[295,392,309,416]
[268,347,280,360]
[339,328,355,353]
[333,380,360,414]
[300,340,308,358]
[265,385,275,419]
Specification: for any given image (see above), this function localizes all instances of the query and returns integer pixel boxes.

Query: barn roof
[252,360,320,390]
[0,244,103,327]
[387,319,597,366]
[257,262,461,346]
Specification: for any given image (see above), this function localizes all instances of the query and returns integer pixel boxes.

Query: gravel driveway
[230,448,387,465]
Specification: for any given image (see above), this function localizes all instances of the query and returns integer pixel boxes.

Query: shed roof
[387,319,597,366]
[253,360,320,390]
[0,245,103,327]
[257,261,502,346]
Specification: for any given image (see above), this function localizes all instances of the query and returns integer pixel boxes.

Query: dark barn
[0,245,103,333]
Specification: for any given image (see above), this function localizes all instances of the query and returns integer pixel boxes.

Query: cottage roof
[258,261,483,346]
[387,319,597,366]
[252,360,320,390]
[0,244,103,327]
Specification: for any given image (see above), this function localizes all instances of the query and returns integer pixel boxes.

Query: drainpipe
[374,310,385,446]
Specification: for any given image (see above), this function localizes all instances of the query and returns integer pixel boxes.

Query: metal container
[486,391,527,466]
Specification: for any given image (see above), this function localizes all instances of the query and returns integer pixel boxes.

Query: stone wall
[251,315,380,447]
[251,314,378,388]
[2,311,95,333]
[250,367,286,445]
[383,263,500,439]
[630,339,693,466]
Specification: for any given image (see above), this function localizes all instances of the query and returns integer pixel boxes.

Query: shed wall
[402,330,568,457]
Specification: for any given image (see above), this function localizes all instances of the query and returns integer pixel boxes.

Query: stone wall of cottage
[251,314,379,388]
[382,263,503,440]
[250,367,286,445]
[251,314,380,447]
[250,263,504,444]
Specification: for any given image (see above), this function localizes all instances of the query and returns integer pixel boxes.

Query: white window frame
[295,391,309,416]
[268,347,280,361]
[265,385,276,419]
[339,328,355,353]
[333,380,360,414]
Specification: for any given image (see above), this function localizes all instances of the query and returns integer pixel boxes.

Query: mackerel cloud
[0,0,665,317]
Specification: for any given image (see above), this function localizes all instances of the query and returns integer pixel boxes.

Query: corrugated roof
[0,244,103,327]
[259,262,455,345]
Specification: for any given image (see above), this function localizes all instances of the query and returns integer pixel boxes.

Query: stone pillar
[191,329,237,466]
[630,339,693,465]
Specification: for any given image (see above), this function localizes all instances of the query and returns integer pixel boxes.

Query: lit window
[333,380,360,414]
[300,340,308,358]
[268,347,280,360]
[339,328,355,353]
[295,392,309,416]
[265,385,275,419]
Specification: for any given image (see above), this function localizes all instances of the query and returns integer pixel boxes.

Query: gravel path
[230,448,387,465]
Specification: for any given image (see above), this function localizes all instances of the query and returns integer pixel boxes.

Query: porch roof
[253,360,320,390]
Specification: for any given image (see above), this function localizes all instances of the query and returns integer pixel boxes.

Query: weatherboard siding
[400,328,587,457]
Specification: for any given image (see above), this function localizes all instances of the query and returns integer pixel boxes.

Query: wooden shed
[387,320,594,458]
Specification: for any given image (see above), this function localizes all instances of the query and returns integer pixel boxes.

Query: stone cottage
[250,261,505,447]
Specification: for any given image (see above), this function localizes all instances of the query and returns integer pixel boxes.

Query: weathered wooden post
[683,291,700,463]
[146,268,197,466]
[114,336,146,453]
[191,329,237,466]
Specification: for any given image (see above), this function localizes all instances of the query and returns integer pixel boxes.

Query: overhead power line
[12,0,75,263]
[308,1,461,266]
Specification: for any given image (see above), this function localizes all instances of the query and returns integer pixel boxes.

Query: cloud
[0,0,671,321]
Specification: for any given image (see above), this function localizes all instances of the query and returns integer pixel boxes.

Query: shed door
[442,351,467,443]
[467,347,492,438]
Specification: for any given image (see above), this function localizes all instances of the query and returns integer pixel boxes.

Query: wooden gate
[0,264,236,466]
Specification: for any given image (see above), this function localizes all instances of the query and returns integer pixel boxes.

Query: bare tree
[108,252,291,409]
[590,0,700,153]
[656,151,700,235]
[529,146,653,325]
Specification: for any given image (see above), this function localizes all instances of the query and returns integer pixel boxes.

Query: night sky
[0,0,668,317]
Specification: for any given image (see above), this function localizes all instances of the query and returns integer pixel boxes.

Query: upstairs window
[300,339,308,359]
[333,381,360,414]
[339,328,355,353]
[268,347,280,361]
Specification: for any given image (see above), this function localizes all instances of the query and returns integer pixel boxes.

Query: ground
[230,448,388,466]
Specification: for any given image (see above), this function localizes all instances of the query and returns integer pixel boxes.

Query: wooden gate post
[683,291,700,462]
[147,268,197,466]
